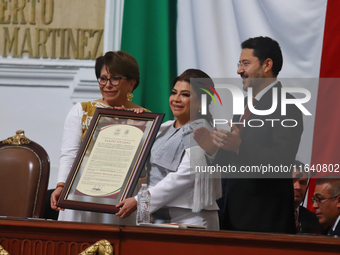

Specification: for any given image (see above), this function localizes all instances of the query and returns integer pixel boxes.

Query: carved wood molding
[0,219,120,255]
[1,130,31,145]
[0,238,92,255]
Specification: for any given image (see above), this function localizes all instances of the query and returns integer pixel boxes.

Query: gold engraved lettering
[59,28,67,59]
[79,29,91,59]
[12,0,27,25]
[0,0,103,59]
[20,27,33,57]
[41,0,53,25]
[91,29,103,59]
[29,0,36,25]
[34,28,48,58]
[3,27,20,57]
[0,0,11,24]
[66,28,78,59]
[48,28,59,59]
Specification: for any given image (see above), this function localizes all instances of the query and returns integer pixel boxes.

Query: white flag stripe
[177,0,328,193]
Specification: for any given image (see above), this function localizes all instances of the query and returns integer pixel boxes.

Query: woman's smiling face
[99,65,134,106]
[169,81,200,125]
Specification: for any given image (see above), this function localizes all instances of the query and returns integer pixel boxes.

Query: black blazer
[323,220,340,236]
[216,82,303,234]
[299,206,324,234]
[333,222,340,236]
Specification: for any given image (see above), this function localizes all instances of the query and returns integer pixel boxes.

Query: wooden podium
[0,218,339,255]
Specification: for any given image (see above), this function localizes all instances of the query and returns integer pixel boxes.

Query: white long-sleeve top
[57,102,135,224]
[139,120,219,213]
[57,103,83,183]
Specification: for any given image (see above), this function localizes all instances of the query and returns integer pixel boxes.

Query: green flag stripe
[121,0,177,121]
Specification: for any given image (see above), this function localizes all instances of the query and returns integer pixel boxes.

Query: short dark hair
[241,36,283,77]
[173,69,215,125]
[95,51,140,90]
[315,175,340,197]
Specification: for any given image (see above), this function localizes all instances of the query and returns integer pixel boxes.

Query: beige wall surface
[0,0,124,190]
[0,0,105,59]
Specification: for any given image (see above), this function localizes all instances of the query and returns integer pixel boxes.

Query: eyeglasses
[237,60,259,69]
[98,76,127,86]
[311,195,339,205]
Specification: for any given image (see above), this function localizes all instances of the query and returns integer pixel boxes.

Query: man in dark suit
[313,176,340,236]
[194,36,303,233]
[292,161,323,234]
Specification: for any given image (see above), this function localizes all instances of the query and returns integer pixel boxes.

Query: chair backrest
[0,130,50,218]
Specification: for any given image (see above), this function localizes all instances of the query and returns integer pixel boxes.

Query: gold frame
[57,108,164,214]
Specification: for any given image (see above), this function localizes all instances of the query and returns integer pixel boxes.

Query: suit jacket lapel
[232,97,246,135]
[332,220,340,235]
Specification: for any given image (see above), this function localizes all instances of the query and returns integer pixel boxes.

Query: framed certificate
[57,108,164,214]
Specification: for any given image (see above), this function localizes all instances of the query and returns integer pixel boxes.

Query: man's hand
[212,124,241,153]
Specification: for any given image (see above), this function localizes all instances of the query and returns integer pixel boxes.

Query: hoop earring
[127,92,134,102]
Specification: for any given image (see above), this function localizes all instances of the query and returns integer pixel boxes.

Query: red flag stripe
[307,0,340,210]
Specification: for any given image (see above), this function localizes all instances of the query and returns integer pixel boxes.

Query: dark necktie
[239,98,258,131]
[294,209,300,233]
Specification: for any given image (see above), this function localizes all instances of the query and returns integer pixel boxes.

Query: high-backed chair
[0,130,50,218]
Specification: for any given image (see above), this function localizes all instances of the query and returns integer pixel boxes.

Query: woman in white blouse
[50,51,145,224]
[116,69,221,230]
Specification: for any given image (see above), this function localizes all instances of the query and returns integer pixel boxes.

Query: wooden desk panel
[120,226,340,255]
[0,218,339,255]
[0,218,120,255]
